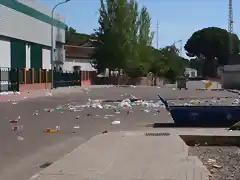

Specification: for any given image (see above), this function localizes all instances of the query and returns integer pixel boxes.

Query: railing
[0,68,82,92]
[19,68,52,84]
[53,70,81,88]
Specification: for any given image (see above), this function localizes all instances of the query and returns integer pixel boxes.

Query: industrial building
[0,0,65,70]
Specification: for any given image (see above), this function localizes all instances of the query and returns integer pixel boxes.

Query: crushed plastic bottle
[118,99,132,108]
[12,125,23,131]
[9,116,20,123]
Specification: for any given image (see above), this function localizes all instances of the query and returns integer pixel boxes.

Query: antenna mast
[228,0,234,64]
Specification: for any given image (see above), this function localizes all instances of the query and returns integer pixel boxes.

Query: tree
[189,57,204,76]
[65,26,91,46]
[184,27,239,77]
[92,0,153,77]
[136,6,154,75]
[91,0,113,73]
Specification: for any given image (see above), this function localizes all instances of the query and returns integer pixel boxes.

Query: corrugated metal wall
[0,0,65,47]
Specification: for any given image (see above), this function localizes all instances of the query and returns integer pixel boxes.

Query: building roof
[65,45,95,59]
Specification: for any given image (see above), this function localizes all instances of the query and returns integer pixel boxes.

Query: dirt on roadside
[189,146,240,180]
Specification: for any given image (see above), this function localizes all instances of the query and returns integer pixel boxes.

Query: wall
[0,36,10,67]
[0,0,65,47]
[64,58,96,72]
[221,65,240,89]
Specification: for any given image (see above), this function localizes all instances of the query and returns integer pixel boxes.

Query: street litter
[212,164,222,169]
[208,158,216,164]
[111,120,120,125]
[46,92,52,96]
[0,91,14,95]
[17,135,24,141]
[9,119,18,123]
[118,99,132,108]
[73,125,80,129]
[9,116,20,123]
[45,128,58,133]
[12,125,23,131]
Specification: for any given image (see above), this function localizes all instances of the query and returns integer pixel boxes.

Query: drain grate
[145,132,170,136]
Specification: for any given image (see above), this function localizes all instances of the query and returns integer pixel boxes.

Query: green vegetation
[185,27,240,77]
[89,0,187,81]
[65,26,92,46]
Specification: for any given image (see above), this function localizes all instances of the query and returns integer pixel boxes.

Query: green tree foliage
[65,26,91,46]
[149,45,188,81]
[189,58,204,76]
[92,0,187,80]
[184,27,239,77]
[92,0,154,76]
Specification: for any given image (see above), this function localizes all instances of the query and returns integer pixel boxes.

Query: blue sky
[40,0,240,56]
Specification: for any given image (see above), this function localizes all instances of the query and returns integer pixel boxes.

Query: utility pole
[51,0,70,89]
[156,20,159,49]
[228,0,234,64]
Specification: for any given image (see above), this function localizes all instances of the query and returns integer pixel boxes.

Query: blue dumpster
[158,95,240,127]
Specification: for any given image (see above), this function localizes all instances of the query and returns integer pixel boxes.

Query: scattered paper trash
[17,135,24,141]
[208,158,216,164]
[111,120,120,125]
[56,126,60,131]
[73,125,80,129]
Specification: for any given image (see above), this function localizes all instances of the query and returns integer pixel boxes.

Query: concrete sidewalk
[0,86,85,102]
[28,128,240,180]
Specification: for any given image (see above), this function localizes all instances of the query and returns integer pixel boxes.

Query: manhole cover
[145,132,170,136]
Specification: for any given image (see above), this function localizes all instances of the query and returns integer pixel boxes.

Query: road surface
[0,86,237,180]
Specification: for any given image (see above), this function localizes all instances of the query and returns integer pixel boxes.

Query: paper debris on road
[73,125,80,129]
[17,135,24,141]
[56,126,60,131]
[111,120,120,125]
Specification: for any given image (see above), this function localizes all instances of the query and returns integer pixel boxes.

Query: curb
[226,89,240,94]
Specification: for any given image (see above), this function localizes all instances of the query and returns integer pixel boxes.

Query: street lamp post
[172,40,182,56]
[51,0,70,89]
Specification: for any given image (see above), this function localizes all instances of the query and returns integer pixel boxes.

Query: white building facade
[0,0,65,70]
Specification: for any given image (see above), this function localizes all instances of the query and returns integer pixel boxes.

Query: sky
[40,0,240,57]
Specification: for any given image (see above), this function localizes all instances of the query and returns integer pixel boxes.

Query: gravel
[189,146,240,180]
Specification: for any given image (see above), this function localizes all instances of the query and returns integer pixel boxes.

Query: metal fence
[0,68,82,92]
[53,70,81,88]
[0,68,19,92]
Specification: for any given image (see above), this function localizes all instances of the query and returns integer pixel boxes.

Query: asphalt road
[0,86,238,180]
